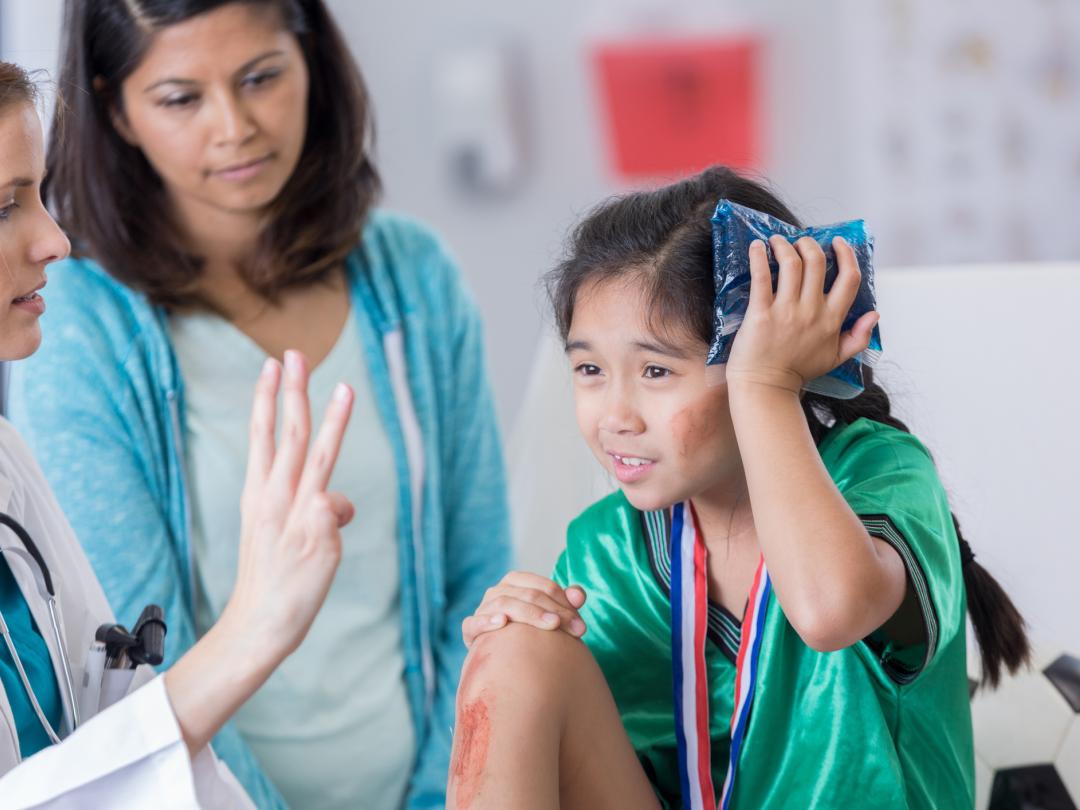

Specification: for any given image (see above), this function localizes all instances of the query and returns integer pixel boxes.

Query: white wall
[873,263,1080,652]
[0,0,62,88]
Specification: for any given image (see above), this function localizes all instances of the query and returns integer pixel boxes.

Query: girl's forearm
[728,381,906,650]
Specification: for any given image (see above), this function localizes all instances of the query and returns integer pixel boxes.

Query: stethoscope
[0,512,81,744]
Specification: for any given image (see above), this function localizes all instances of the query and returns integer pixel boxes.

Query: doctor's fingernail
[542,612,559,626]
[333,382,351,402]
[570,618,586,636]
[261,357,277,377]
[284,350,302,376]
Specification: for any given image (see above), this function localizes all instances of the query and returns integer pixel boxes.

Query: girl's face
[567,276,743,513]
[0,103,71,361]
[114,2,309,224]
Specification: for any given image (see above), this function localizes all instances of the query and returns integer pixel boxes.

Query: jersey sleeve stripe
[859,513,940,684]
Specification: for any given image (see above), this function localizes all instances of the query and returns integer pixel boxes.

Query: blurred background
[3,1,1079,650]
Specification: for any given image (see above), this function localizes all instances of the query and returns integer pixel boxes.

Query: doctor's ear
[94,76,139,147]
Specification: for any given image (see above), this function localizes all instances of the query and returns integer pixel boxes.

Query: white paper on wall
[842,0,1080,266]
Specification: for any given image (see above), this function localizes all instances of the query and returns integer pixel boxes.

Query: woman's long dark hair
[547,165,1030,689]
[45,0,380,309]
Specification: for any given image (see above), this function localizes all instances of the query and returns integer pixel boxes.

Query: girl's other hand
[725,235,880,395]
[462,571,587,647]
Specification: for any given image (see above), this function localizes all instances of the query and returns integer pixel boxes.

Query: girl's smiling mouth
[608,452,656,483]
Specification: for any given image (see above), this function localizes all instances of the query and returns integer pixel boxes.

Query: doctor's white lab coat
[0,417,253,809]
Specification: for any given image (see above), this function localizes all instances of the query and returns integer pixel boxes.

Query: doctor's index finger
[296,382,355,499]
[246,357,281,484]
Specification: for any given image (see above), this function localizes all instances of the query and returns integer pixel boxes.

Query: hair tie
[959,538,976,568]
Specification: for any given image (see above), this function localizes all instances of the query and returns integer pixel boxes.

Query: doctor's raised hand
[167,351,355,756]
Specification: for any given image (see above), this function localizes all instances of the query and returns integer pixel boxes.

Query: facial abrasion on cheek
[707,199,882,399]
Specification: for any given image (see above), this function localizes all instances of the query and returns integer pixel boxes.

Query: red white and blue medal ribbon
[670,501,772,810]
[719,555,771,810]
[671,501,716,810]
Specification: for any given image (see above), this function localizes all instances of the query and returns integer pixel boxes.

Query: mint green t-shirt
[169,310,416,810]
[554,418,973,809]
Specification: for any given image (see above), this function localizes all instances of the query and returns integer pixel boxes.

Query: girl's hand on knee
[462,571,588,647]
[726,235,880,395]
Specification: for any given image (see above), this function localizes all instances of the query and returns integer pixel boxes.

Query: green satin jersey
[553,418,974,809]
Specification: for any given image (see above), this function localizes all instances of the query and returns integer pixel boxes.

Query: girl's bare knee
[460,623,591,700]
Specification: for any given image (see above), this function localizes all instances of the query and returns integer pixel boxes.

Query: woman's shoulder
[19,256,164,392]
[352,209,476,328]
[356,209,468,294]
[359,209,455,269]
[46,254,142,298]
[43,255,155,331]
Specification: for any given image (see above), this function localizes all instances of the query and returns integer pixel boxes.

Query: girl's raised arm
[725,236,913,652]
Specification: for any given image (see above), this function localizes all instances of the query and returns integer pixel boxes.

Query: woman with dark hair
[9,2,511,808]
[0,58,356,807]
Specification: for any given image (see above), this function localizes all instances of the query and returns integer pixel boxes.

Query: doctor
[0,61,356,807]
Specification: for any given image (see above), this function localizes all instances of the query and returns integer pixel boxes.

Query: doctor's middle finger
[268,350,313,502]
[244,358,282,504]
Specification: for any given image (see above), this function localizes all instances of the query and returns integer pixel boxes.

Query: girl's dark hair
[45,0,380,309]
[548,165,1030,689]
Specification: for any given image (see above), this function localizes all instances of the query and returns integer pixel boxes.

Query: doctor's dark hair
[547,165,1030,689]
[44,0,380,309]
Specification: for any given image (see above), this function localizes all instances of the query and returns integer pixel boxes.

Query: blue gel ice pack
[707,199,882,400]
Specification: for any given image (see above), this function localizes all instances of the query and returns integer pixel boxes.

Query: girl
[451,167,1029,809]
[0,59,355,806]
[9,1,510,808]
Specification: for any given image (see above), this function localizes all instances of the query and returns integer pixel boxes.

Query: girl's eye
[242,69,281,89]
[574,363,601,377]
[643,365,671,380]
[0,202,20,221]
